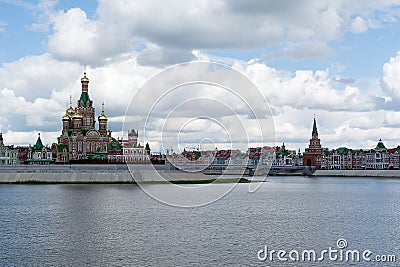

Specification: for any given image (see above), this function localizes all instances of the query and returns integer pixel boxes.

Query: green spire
[79,92,90,105]
[34,133,44,150]
[312,117,318,135]
[145,142,150,151]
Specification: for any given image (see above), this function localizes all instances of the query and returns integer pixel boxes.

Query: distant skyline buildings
[1,1,400,149]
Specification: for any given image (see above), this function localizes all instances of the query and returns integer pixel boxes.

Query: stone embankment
[312,169,400,177]
[0,164,213,183]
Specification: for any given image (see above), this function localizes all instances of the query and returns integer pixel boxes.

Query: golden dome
[72,112,83,120]
[98,102,108,122]
[66,95,74,115]
[62,114,70,121]
[98,114,108,122]
[81,66,89,83]
[66,106,75,115]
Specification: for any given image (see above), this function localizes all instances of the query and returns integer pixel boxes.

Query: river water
[0,176,399,266]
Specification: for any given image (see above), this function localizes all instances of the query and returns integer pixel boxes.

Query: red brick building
[303,117,323,168]
[55,70,113,162]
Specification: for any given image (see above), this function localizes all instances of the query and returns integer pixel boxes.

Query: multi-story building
[26,133,54,165]
[121,129,150,164]
[0,133,19,165]
[388,146,400,169]
[0,133,8,165]
[322,147,353,170]
[352,149,366,169]
[273,143,303,166]
[319,140,397,170]
[17,146,29,164]
[365,139,389,170]
[303,117,323,168]
[55,70,113,162]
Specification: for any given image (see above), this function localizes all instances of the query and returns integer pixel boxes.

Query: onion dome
[66,106,75,115]
[81,65,89,83]
[72,112,83,120]
[62,113,70,121]
[98,102,108,122]
[66,95,75,115]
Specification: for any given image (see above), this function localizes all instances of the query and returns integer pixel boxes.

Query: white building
[122,129,150,164]
[365,139,389,170]
[0,133,19,165]
[26,133,54,165]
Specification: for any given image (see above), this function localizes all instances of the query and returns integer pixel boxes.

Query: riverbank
[312,169,400,177]
[0,171,249,184]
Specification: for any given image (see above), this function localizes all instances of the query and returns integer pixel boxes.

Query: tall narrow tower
[310,117,321,148]
[303,116,323,167]
[76,67,95,130]
[98,102,108,136]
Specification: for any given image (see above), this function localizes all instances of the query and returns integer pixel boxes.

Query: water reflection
[0,177,399,266]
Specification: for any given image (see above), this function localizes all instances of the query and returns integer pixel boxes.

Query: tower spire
[312,116,318,136]
[79,65,90,107]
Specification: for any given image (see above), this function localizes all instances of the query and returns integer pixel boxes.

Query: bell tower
[76,66,95,130]
[98,102,108,136]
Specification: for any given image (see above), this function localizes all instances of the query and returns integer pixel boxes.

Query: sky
[1,0,400,152]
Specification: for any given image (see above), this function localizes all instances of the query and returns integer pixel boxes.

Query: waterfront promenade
[0,164,214,183]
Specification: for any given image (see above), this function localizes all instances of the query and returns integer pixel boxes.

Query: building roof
[56,144,68,152]
[98,102,108,122]
[336,147,350,155]
[32,134,44,151]
[79,92,90,105]
[312,117,318,135]
[376,139,386,149]
[108,138,121,151]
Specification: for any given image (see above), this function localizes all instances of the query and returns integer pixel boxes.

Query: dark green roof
[32,135,44,150]
[351,149,363,155]
[324,150,332,155]
[88,151,108,159]
[377,139,386,149]
[145,142,150,151]
[80,92,90,106]
[278,149,289,156]
[56,144,68,152]
[337,147,349,155]
[108,138,121,151]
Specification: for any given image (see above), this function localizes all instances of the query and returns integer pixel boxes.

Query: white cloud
[0,88,63,134]
[0,53,80,100]
[2,130,59,147]
[40,0,400,65]
[28,0,58,32]
[381,51,400,100]
[351,16,370,33]
[1,48,400,150]
[237,60,376,111]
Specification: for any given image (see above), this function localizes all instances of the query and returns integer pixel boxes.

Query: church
[54,69,113,163]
